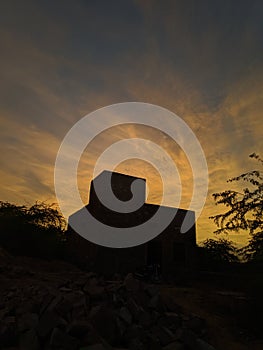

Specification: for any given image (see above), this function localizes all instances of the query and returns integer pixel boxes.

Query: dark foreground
[0,248,262,350]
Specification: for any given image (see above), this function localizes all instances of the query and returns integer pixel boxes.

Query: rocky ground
[0,248,262,350]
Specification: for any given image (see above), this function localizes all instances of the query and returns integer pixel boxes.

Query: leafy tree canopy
[0,201,66,232]
[210,153,263,261]
[0,201,67,258]
[201,238,239,264]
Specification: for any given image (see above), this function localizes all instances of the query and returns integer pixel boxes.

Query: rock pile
[0,264,216,350]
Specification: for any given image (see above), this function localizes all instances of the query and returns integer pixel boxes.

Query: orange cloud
[0,1,262,248]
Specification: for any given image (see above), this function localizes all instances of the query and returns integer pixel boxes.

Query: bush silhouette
[198,238,239,270]
[0,201,67,259]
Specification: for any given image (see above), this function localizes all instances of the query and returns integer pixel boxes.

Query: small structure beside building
[67,170,196,276]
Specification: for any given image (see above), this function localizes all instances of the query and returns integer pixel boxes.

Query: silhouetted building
[67,171,196,276]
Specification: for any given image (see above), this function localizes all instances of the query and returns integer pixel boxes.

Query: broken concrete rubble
[0,255,216,350]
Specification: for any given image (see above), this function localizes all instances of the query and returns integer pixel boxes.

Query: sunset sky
[1,0,262,246]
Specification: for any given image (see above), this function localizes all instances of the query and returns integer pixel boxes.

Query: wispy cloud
[0,0,262,246]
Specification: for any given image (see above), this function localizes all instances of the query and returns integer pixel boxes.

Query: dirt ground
[1,248,262,350]
[161,280,263,350]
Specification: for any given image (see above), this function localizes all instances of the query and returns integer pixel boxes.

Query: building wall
[67,171,196,275]
[67,205,196,275]
[66,228,147,273]
[89,170,146,209]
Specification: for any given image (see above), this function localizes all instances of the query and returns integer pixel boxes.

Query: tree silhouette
[210,153,263,261]
[240,231,263,262]
[201,238,239,264]
[0,201,66,230]
[0,201,66,258]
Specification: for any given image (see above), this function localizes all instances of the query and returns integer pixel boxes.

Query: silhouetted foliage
[210,153,263,261]
[199,238,239,267]
[239,231,263,263]
[0,201,67,259]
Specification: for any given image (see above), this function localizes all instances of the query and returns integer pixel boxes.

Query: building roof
[92,170,146,182]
